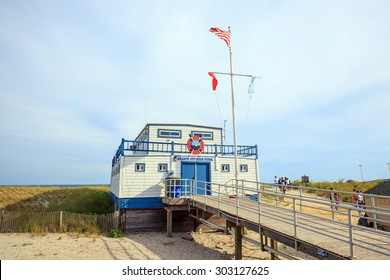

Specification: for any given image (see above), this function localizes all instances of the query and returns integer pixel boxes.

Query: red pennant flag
[208,72,218,91]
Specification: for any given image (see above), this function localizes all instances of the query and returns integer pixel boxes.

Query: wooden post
[0,210,4,231]
[167,207,173,237]
[59,211,63,229]
[113,206,119,229]
[119,209,124,231]
[194,208,200,232]
[259,227,265,251]
[270,239,278,260]
[226,220,234,234]
[235,226,243,260]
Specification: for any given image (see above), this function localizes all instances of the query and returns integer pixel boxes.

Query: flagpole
[228,27,239,193]
[210,26,257,197]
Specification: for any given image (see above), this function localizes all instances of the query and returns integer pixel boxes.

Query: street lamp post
[359,164,364,183]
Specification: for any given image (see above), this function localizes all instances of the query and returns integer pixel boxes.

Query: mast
[210,26,259,193]
[228,27,239,186]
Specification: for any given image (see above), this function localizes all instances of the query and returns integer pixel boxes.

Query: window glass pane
[240,164,248,172]
[158,163,167,172]
[158,129,181,138]
[135,163,145,172]
[222,164,230,172]
[192,131,213,140]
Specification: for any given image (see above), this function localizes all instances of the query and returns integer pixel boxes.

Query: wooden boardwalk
[181,191,390,260]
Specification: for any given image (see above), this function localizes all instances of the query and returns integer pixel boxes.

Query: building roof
[145,123,222,130]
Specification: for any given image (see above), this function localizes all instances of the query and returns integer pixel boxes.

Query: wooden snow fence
[0,210,114,233]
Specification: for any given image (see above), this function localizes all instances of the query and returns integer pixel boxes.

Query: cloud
[0,0,389,184]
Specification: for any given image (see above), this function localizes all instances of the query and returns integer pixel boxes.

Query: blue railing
[112,139,257,165]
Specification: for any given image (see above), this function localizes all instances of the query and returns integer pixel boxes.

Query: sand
[0,190,334,260]
[0,230,283,260]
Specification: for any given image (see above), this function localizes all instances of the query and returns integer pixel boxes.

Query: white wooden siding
[110,160,121,197]
[212,157,258,183]
[210,157,258,195]
[119,155,172,198]
[113,154,258,199]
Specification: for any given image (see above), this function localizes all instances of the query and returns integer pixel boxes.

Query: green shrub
[108,229,122,238]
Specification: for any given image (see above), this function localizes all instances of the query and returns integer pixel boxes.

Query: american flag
[209,27,231,53]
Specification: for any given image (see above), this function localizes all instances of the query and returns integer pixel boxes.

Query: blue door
[181,162,211,195]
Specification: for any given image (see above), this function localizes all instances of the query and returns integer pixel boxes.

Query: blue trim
[181,162,212,195]
[110,193,164,209]
[111,124,258,166]
[255,144,258,159]
[118,140,257,156]
[112,138,125,166]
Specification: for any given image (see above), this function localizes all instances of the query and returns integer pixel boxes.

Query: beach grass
[292,180,383,202]
[0,185,114,214]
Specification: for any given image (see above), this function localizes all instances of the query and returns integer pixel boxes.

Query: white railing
[165,178,390,259]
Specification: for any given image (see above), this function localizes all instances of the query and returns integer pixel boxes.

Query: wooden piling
[166,207,172,237]
[235,226,243,260]
[270,239,278,260]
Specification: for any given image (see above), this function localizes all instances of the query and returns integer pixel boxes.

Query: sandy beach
[0,229,307,260]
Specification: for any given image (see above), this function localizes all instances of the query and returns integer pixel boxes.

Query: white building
[110,123,259,231]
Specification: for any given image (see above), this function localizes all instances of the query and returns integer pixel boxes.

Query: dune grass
[0,186,115,234]
[292,180,383,202]
[0,185,114,214]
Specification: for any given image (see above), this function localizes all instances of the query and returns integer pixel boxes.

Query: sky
[0,0,389,185]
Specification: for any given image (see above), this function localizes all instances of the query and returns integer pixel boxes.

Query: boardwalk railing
[165,178,390,259]
[0,211,114,233]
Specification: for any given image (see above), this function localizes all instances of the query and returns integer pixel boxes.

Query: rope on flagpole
[244,94,252,129]
[214,90,224,127]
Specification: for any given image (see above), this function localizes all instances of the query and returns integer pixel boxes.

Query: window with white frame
[158,163,168,172]
[135,163,145,172]
[240,164,248,172]
[221,164,230,172]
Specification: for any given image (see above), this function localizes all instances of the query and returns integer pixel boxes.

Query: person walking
[334,193,340,210]
[357,191,365,213]
[328,188,335,209]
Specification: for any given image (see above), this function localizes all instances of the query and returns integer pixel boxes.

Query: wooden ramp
[164,186,390,260]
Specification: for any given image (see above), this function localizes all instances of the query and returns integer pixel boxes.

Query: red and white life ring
[186,135,205,155]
